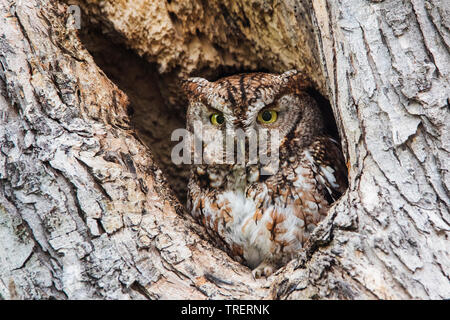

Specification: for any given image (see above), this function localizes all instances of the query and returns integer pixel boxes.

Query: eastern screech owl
[182,70,347,278]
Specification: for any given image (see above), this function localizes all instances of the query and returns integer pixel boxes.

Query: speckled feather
[183,70,347,277]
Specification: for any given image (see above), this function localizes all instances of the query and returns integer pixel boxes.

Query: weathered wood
[0,0,266,299]
[302,0,450,299]
[0,0,449,299]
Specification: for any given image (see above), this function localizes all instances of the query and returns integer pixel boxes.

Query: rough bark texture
[302,0,450,299]
[0,0,267,299]
[0,0,449,300]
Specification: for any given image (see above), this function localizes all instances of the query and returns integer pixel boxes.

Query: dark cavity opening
[79,28,189,204]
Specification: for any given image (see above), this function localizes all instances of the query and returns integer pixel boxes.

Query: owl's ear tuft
[280,70,312,92]
[181,77,211,100]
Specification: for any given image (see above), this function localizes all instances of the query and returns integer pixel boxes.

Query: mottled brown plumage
[183,70,347,278]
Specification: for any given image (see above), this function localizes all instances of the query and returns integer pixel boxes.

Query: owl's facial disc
[184,72,318,171]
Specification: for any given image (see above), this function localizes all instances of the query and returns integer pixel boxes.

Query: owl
[182,70,347,278]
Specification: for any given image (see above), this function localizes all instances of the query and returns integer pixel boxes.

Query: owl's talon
[252,262,275,279]
[264,266,274,275]
[252,269,262,279]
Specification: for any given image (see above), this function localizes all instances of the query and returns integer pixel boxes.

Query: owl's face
[182,70,323,169]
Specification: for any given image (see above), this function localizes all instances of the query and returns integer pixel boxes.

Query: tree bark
[0,0,448,300]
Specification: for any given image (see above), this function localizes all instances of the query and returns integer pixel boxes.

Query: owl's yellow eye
[257,110,278,124]
[210,113,225,125]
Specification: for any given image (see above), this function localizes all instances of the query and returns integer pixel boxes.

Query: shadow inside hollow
[78,27,190,204]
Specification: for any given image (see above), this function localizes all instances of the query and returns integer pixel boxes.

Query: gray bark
[303,0,450,299]
[0,0,449,300]
[0,0,265,299]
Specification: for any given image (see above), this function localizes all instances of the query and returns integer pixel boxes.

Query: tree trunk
[0,0,448,299]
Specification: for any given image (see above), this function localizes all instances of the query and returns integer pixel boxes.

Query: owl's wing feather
[309,136,348,203]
